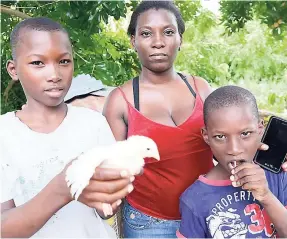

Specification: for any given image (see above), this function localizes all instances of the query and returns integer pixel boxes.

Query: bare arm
[103,88,128,141]
[259,192,287,237]
[232,163,287,237]
[1,165,132,237]
[1,174,71,238]
[1,200,15,213]
[192,76,213,102]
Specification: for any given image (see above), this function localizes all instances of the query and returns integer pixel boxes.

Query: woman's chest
[130,86,198,127]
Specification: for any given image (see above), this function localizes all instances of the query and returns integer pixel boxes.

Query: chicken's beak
[154,151,160,161]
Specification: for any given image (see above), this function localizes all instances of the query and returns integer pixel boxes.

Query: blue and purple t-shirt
[178,170,287,238]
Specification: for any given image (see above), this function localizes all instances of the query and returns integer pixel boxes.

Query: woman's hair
[127,1,185,36]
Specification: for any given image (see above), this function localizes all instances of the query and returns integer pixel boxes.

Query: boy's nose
[47,65,61,82]
[48,75,61,83]
[227,138,243,156]
[47,70,61,82]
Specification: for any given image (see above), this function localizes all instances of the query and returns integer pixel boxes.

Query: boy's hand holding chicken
[65,135,160,217]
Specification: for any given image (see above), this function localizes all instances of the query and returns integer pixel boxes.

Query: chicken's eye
[147,148,150,150]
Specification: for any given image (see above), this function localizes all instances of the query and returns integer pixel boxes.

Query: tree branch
[1,5,31,19]
[74,52,91,64]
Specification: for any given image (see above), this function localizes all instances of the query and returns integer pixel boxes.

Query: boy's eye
[214,135,226,140]
[241,131,251,137]
[30,61,44,66]
[164,29,175,36]
[141,31,151,37]
[60,59,71,64]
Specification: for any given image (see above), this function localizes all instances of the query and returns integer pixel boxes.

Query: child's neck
[205,164,231,181]
[16,102,68,134]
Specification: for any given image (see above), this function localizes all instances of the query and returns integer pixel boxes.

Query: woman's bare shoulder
[107,79,133,100]
[103,79,134,117]
[118,79,133,92]
[186,74,213,101]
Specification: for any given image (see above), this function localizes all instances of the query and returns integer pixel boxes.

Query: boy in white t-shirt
[1,17,133,238]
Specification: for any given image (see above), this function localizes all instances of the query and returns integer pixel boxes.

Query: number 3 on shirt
[244,204,265,233]
[244,203,280,237]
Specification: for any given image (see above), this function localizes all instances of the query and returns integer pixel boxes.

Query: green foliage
[220,1,287,36]
[78,29,140,87]
[227,79,287,118]
[174,0,200,23]
[220,1,253,33]
[176,9,287,115]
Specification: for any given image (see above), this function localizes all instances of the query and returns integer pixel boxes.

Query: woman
[103,1,287,238]
[104,2,212,237]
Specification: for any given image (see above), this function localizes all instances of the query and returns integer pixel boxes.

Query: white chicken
[65,135,160,217]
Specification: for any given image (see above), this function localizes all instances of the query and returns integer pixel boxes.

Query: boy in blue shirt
[178,86,287,238]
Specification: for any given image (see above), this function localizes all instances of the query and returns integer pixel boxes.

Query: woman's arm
[103,88,129,141]
[192,76,213,102]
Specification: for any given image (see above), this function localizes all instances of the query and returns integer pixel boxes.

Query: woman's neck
[140,66,178,85]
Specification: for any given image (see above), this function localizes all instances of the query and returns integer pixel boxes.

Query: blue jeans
[123,202,180,238]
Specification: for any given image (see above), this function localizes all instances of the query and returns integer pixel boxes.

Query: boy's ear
[201,127,210,145]
[258,119,265,136]
[6,60,19,82]
[130,35,136,52]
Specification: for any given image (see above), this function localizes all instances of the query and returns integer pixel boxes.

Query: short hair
[203,85,259,125]
[10,17,69,59]
[127,1,185,36]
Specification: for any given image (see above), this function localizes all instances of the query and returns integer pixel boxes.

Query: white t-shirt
[0,105,117,238]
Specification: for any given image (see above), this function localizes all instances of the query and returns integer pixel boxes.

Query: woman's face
[132,9,182,73]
